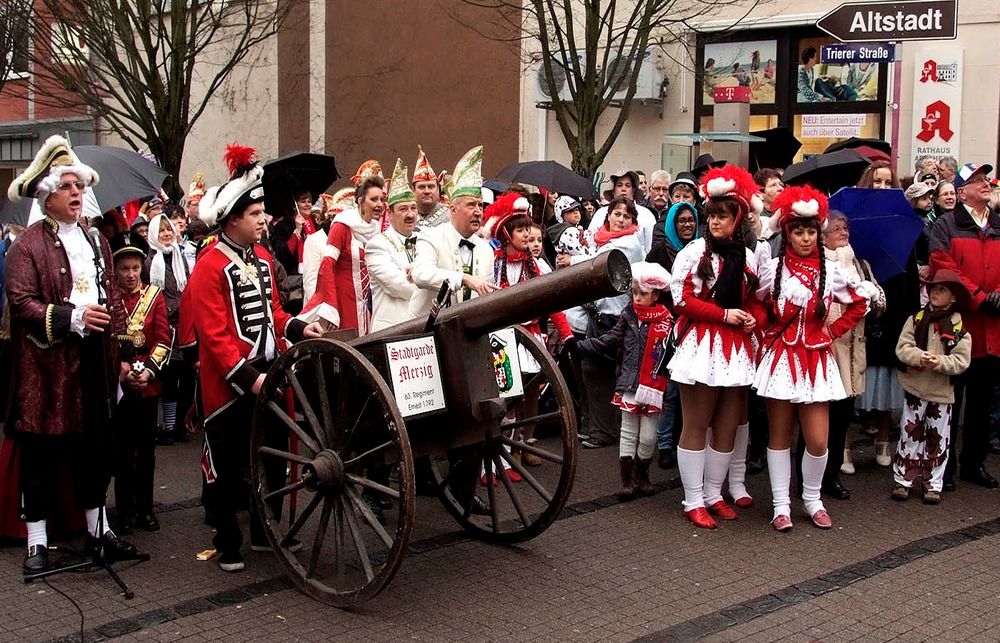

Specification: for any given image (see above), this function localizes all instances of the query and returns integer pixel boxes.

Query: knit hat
[198,143,265,227]
[447,146,484,201]
[631,261,672,292]
[554,195,581,223]
[7,135,99,204]
[772,184,829,230]
[350,160,383,187]
[387,159,417,207]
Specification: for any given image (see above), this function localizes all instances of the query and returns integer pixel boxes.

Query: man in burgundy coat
[5,135,138,574]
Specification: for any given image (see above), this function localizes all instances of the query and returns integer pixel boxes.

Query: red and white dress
[667,237,763,387]
[299,208,376,334]
[752,253,874,403]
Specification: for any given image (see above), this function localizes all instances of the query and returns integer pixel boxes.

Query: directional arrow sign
[817,0,957,43]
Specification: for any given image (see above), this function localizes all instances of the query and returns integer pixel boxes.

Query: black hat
[691,154,726,178]
[668,171,698,196]
[110,231,148,261]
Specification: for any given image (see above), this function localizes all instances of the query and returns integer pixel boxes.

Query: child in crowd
[578,262,674,499]
[527,222,551,272]
[892,269,971,504]
[548,196,591,258]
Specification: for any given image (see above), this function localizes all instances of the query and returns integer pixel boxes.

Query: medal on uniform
[239,263,259,287]
[127,321,146,347]
[73,276,91,294]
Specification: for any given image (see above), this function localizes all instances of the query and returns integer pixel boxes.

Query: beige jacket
[895,311,971,404]
[826,247,885,397]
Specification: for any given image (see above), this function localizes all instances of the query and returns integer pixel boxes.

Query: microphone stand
[24,226,149,599]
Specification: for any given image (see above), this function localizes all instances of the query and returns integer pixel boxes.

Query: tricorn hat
[7,135,99,204]
[198,143,265,228]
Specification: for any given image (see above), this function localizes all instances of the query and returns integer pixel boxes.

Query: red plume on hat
[224,143,258,178]
[482,192,530,241]
[772,185,829,230]
[698,165,758,214]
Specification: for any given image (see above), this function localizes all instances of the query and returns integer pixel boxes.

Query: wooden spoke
[520,370,546,392]
[460,458,482,520]
[343,441,393,469]
[499,434,564,464]
[307,498,334,579]
[286,367,326,449]
[263,476,310,503]
[484,453,499,533]
[342,391,376,453]
[259,446,313,466]
[265,400,321,454]
[343,499,375,582]
[334,499,346,590]
[312,353,335,447]
[283,491,323,546]
[498,447,553,503]
[347,474,400,500]
[495,411,563,435]
[345,486,394,550]
[493,454,529,528]
[332,356,350,447]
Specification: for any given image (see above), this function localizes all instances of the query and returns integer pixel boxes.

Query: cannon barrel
[361,249,632,342]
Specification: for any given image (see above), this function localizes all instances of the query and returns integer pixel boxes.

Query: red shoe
[684,507,717,529]
[733,495,754,508]
[480,473,500,486]
[707,500,738,520]
[506,468,523,482]
[772,514,793,532]
[810,509,832,529]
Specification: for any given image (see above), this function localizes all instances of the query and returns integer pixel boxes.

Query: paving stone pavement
[1,433,998,642]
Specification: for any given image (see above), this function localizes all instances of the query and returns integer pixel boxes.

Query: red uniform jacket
[117,285,171,398]
[4,217,124,436]
[929,203,1000,358]
[185,235,306,422]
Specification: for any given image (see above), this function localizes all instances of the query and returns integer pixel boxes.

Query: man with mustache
[5,135,138,574]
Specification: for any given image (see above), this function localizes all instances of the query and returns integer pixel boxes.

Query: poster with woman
[796,37,881,103]
[702,39,777,105]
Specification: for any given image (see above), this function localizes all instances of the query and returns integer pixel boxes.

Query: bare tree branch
[0,0,32,95]
[25,0,297,198]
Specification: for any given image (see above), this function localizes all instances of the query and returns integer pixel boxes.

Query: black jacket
[578,303,650,395]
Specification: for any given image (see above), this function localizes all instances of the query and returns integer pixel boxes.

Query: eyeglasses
[649,186,670,193]
[828,226,849,234]
[57,180,86,192]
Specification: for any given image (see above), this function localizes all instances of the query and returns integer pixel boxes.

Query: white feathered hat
[7,135,99,204]
[198,143,265,228]
[631,261,672,292]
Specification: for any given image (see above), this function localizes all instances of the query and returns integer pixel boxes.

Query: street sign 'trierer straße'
[818,0,957,43]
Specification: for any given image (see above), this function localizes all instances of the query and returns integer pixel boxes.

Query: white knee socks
[767,448,791,521]
[703,445,734,505]
[728,422,751,501]
[85,507,112,538]
[801,450,828,516]
[677,447,706,511]
[620,411,640,458]
[26,520,47,549]
[637,415,658,460]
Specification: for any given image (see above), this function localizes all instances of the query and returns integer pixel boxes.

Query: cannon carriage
[250,250,631,607]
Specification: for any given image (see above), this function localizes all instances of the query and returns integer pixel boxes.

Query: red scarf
[633,303,674,409]
[593,224,637,247]
[783,250,820,287]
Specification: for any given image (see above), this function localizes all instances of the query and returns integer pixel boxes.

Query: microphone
[87,226,109,306]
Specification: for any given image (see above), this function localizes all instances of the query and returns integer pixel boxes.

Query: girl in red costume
[668,166,766,529]
[754,186,874,532]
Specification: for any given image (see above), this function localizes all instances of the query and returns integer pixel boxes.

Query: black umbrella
[748,128,801,173]
[263,151,339,219]
[782,149,871,194]
[495,160,597,200]
[74,145,169,212]
[823,137,892,156]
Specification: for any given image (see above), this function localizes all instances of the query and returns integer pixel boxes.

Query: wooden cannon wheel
[431,325,578,543]
[251,339,415,608]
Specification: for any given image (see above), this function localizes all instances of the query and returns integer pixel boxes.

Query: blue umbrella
[828,187,924,281]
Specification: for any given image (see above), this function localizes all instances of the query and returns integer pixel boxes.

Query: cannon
[250,250,631,607]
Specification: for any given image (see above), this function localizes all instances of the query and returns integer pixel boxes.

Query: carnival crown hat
[554,195,581,223]
[772,184,829,230]
[7,135,99,203]
[311,188,356,225]
[630,261,672,292]
[198,143,265,228]
[447,145,484,201]
[698,165,760,219]
[387,159,416,207]
[187,171,207,204]
[412,145,438,184]
[350,160,383,187]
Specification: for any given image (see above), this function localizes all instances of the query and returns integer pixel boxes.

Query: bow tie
[404,237,416,249]
[459,239,476,252]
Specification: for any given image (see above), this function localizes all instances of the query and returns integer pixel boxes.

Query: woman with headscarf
[646,201,699,272]
[146,214,192,445]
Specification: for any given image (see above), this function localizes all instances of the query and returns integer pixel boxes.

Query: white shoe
[875,441,892,467]
[840,448,855,475]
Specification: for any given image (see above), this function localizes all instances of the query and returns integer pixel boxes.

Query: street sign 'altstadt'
[818,0,957,43]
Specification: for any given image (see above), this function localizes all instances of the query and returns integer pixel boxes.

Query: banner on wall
[910,48,963,171]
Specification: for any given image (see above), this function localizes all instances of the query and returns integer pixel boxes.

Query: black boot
[821,476,851,500]
[618,457,637,500]
[634,458,656,496]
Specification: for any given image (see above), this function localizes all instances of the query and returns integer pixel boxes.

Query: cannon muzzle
[361,249,632,342]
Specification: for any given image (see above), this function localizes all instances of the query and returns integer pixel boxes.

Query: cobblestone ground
[1,431,998,642]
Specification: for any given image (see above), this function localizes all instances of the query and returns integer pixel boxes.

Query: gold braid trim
[45,304,56,345]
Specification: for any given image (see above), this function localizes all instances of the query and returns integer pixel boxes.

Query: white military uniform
[365,228,419,332]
